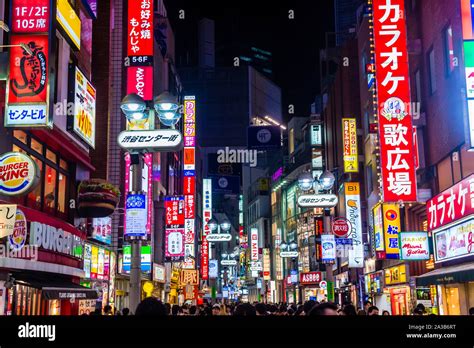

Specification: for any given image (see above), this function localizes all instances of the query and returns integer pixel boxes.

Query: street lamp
[319,170,336,191]
[297,171,314,192]
[154,92,180,127]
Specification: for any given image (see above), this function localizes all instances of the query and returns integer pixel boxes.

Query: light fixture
[279,242,288,250]
[154,91,181,127]
[207,218,218,232]
[220,219,232,232]
[289,242,298,250]
[120,93,147,119]
[298,171,314,191]
[319,170,336,190]
[221,253,228,259]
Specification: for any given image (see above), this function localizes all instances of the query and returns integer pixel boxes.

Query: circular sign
[0,152,39,196]
[331,218,351,238]
[319,280,327,289]
[218,177,228,188]
[143,281,154,293]
[9,209,27,250]
[385,209,398,221]
[256,129,271,143]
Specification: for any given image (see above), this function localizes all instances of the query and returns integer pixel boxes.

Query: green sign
[327,281,334,302]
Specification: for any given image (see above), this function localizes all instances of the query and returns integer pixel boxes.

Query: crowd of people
[86,298,463,316]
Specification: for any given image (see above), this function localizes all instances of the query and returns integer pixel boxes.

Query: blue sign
[336,238,353,246]
[184,170,195,177]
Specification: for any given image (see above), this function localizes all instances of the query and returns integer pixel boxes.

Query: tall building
[334,0,365,46]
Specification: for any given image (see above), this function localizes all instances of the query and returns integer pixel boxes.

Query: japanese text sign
[382,204,401,259]
[127,0,153,56]
[342,118,358,173]
[165,196,185,227]
[12,0,50,33]
[399,232,430,260]
[165,228,185,258]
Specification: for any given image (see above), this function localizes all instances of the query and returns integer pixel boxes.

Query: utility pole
[323,207,335,302]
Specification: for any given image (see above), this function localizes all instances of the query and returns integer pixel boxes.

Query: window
[415,69,422,107]
[444,25,455,75]
[461,146,474,178]
[14,131,27,144]
[437,156,453,192]
[30,138,43,155]
[428,47,437,94]
[27,155,43,210]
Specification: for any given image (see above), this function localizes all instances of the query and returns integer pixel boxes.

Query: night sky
[164,0,334,121]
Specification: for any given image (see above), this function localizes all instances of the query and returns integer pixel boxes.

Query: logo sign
[12,0,50,33]
[332,218,351,238]
[399,232,430,260]
[0,152,40,196]
[118,129,183,152]
[373,0,417,202]
[72,67,96,147]
[321,234,336,263]
[122,245,151,273]
[30,221,83,259]
[125,193,147,237]
[6,35,50,127]
[0,205,18,239]
[344,183,364,267]
[319,280,327,289]
[165,228,185,258]
[300,272,322,285]
[247,125,281,149]
[383,204,401,259]
[433,218,474,263]
[206,233,232,242]
[342,118,358,173]
[56,0,81,49]
[426,174,474,230]
[221,259,237,266]
[280,251,299,258]
[8,209,27,250]
[297,194,338,208]
[250,228,259,261]
[126,66,153,101]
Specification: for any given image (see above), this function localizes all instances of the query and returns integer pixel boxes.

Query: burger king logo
[8,209,27,250]
[0,152,39,196]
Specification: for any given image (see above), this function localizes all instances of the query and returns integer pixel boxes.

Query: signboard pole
[129,154,142,314]
[323,208,335,295]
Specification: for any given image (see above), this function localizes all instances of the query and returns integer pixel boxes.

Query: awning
[415,263,474,287]
[12,272,99,300]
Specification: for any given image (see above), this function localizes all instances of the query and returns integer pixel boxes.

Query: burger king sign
[0,152,40,196]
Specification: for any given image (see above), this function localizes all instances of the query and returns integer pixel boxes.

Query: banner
[250,228,259,261]
[383,204,401,259]
[201,179,212,280]
[345,183,364,267]
[342,118,358,172]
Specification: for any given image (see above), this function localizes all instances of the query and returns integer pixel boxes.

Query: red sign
[373,0,417,202]
[8,35,48,104]
[300,272,322,285]
[12,0,50,33]
[126,66,153,101]
[165,196,184,226]
[332,218,351,238]
[184,176,195,195]
[427,174,474,230]
[127,0,153,57]
[314,217,324,235]
[201,239,209,280]
[184,148,195,167]
[184,195,195,219]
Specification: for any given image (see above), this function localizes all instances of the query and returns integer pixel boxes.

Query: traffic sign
[297,194,338,208]
[117,129,183,152]
[332,217,351,238]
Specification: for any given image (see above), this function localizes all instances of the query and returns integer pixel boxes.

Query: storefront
[152,263,166,301]
[299,271,324,302]
[384,264,411,315]
[0,204,97,315]
[335,271,357,306]
[417,175,474,315]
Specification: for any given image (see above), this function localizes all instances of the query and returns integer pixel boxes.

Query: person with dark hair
[122,308,130,316]
[363,300,372,314]
[303,300,316,315]
[382,310,390,316]
[189,305,198,316]
[469,307,474,315]
[295,305,304,316]
[308,302,339,316]
[90,308,102,316]
[233,303,257,316]
[212,304,221,316]
[341,304,357,316]
[414,303,425,315]
[171,305,181,316]
[255,303,268,316]
[367,306,379,315]
[357,309,366,315]
[134,297,167,316]
[103,305,113,316]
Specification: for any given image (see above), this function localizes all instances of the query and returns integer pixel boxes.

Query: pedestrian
[135,297,167,316]
[295,305,304,316]
[303,300,316,315]
[122,308,130,316]
[171,305,181,316]
[189,305,198,316]
[103,305,113,316]
[341,304,357,316]
[233,303,256,316]
[367,306,379,315]
[469,307,474,315]
[382,310,390,316]
[308,302,339,316]
[363,300,372,314]
[414,303,425,315]
[212,304,221,316]
[255,303,268,316]
[357,309,366,315]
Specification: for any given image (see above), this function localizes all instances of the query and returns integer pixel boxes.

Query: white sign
[0,204,17,238]
[399,232,430,260]
[125,193,147,237]
[311,124,322,146]
[321,234,336,262]
[280,251,299,258]
[30,221,83,257]
[221,259,237,266]
[5,104,48,126]
[250,228,259,261]
[153,264,166,283]
[250,261,263,271]
[209,259,218,278]
[434,218,474,263]
[182,244,195,269]
[73,67,96,148]
[319,281,327,289]
[206,233,232,242]
[117,129,183,152]
[345,184,364,268]
[297,194,338,208]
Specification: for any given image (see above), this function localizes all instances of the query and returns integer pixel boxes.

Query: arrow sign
[297,194,338,208]
[117,129,183,152]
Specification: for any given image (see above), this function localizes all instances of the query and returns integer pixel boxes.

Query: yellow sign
[180,269,199,286]
[91,245,98,275]
[342,118,358,173]
[385,264,407,285]
[57,0,81,49]
[382,204,401,258]
[344,182,360,195]
[373,203,385,252]
[143,281,154,296]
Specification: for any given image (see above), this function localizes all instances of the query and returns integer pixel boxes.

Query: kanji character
[387,172,412,196]
[384,124,408,146]
[386,147,409,170]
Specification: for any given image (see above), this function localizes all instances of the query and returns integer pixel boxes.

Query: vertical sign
[201,179,212,280]
[263,248,271,280]
[250,228,259,261]
[345,183,364,268]
[165,196,185,261]
[373,0,417,202]
[342,118,359,173]
[383,204,401,259]
[321,234,336,263]
[461,0,474,149]
[373,203,386,258]
[183,96,196,269]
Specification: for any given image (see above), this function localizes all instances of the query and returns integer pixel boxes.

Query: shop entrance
[390,288,409,315]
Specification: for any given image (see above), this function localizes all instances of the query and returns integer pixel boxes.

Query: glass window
[27,156,43,210]
[30,138,43,155]
[46,149,57,163]
[444,25,455,75]
[12,144,26,154]
[60,159,68,170]
[428,48,437,94]
[461,146,474,178]
[13,130,27,144]
[44,165,57,213]
[437,156,453,192]
[58,173,67,213]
